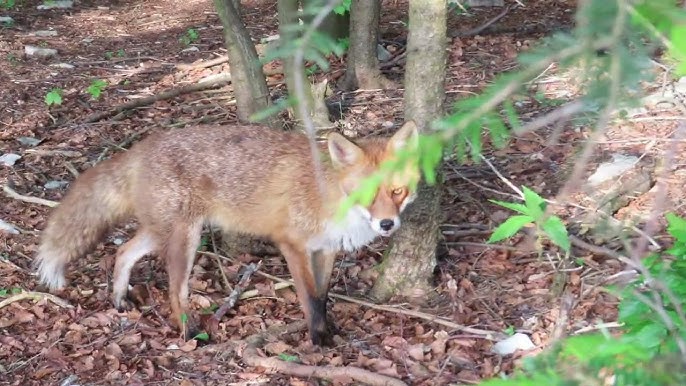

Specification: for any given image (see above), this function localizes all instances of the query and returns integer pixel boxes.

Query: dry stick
[198,251,505,341]
[212,261,262,323]
[3,185,58,208]
[0,291,73,309]
[450,5,513,38]
[291,0,340,199]
[242,322,407,386]
[82,74,232,123]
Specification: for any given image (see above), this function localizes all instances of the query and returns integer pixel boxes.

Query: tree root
[3,185,58,208]
[82,74,232,123]
[0,291,73,309]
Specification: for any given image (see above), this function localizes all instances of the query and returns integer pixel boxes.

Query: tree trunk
[369,0,447,302]
[213,0,275,126]
[214,0,279,256]
[341,0,395,91]
[278,0,332,131]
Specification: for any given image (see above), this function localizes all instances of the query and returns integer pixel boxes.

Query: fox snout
[372,216,400,237]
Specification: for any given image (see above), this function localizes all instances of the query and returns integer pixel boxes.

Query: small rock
[17,137,41,147]
[181,46,199,53]
[0,153,21,166]
[381,121,395,129]
[37,0,73,10]
[82,37,94,44]
[44,180,68,190]
[377,44,392,62]
[0,219,20,235]
[33,30,58,37]
[0,16,13,24]
[25,45,58,58]
[492,333,535,356]
[97,6,110,10]
[49,62,75,69]
[112,238,125,246]
[588,154,639,186]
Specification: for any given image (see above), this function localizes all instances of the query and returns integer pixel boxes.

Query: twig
[291,0,340,199]
[82,74,232,123]
[212,262,262,323]
[572,321,624,335]
[0,291,73,309]
[24,149,83,158]
[242,322,408,386]
[450,5,513,38]
[240,281,293,300]
[198,251,505,341]
[3,185,58,208]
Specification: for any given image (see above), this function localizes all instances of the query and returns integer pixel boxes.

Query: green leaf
[278,353,299,362]
[666,213,686,243]
[489,199,529,215]
[193,332,210,341]
[0,289,7,297]
[488,215,534,243]
[44,88,63,106]
[86,79,107,100]
[10,287,21,294]
[522,186,546,219]
[541,216,570,252]
[181,313,188,326]
[503,325,516,336]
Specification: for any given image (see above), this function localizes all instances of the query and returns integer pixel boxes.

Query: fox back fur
[35,122,420,345]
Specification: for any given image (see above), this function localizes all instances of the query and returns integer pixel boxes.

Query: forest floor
[1,0,685,385]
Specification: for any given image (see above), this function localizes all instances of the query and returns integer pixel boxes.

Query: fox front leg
[277,242,336,346]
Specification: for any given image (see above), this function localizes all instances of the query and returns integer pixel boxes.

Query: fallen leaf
[264,341,291,355]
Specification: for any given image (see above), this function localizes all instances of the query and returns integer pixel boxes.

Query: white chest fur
[306,206,379,253]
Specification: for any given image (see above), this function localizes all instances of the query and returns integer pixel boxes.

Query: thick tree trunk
[369,0,447,302]
[214,0,275,126]
[341,0,395,91]
[278,0,332,131]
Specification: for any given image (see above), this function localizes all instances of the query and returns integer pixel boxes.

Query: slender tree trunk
[214,0,275,126]
[341,0,395,91]
[278,0,332,131]
[369,0,447,302]
[214,0,279,255]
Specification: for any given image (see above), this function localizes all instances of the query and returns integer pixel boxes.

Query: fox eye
[391,187,405,196]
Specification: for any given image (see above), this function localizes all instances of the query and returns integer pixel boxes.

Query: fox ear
[388,121,419,153]
[328,132,363,168]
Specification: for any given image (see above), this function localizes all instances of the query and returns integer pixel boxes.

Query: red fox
[35,121,419,345]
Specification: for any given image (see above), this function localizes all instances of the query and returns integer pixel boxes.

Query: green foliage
[44,88,63,106]
[488,187,570,252]
[193,331,210,341]
[86,79,107,100]
[278,353,299,362]
[0,0,15,10]
[504,326,516,336]
[480,214,686,385]
[332,0,351,15]
[179,28,199,46]
[104,49,125,60]
[181,313,188,326]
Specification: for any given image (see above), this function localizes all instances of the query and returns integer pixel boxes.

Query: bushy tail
[35,153,134,290]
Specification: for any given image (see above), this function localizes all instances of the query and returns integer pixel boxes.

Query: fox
[34,121,420,346]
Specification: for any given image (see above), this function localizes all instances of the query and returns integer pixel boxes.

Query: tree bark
[369,0,447,302]
[341,0,395,91]
[278,0,332,131]
[213,0,275,126]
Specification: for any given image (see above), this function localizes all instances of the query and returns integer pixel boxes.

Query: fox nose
[379,219,394,231]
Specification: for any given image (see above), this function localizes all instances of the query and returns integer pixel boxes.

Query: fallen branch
[0,291,73,309]
[3,185,58,208]
[450,5,513,38]
[242,322,408,386]
[212,261,262,323]
[198,251,505,341]
[83,74,232,123]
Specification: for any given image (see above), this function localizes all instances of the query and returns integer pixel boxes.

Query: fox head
[327,121,421,237]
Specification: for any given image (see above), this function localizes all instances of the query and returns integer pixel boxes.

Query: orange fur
[35,122,420,345]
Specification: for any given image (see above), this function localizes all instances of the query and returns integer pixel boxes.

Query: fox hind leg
[161,221,203,337]
[112,230,158,310]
